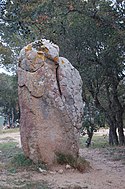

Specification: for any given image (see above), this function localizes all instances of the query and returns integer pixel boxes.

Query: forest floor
[0,128,125,189]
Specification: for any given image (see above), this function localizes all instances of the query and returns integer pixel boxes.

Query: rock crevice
[56,65,62,96]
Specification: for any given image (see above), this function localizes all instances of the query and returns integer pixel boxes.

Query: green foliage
[0,73,19,127]
[0,42,13,65]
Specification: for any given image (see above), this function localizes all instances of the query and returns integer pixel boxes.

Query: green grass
[0,141,22,166]
[0,140,47,172]
[80,135,109,148]
[0,142,17,150]
[0,139,50,189]
[9,152,48,173]
[11,153,34,167]
[0,141,50,188]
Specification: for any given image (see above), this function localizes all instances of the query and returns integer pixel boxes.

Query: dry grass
[0,128,19,134]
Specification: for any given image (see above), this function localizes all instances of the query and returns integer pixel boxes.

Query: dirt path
[0,131,125,189]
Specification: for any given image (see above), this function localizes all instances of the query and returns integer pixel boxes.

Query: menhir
[18,39,83,165]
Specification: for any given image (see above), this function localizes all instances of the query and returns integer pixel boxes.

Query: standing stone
[18,39,83,165]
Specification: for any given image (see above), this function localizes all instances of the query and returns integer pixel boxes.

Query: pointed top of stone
[32,39,59,62]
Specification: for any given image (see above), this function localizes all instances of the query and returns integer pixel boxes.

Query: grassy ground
[0,130,51,189]
[0,129,125,188]
[0,145,51,188]
[80,134,125,164]
[80,134,109,148]
[0,127,19,134]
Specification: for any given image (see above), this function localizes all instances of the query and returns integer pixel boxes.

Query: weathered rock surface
[18,39,83,165]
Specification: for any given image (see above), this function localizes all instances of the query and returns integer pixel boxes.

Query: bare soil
[0,130,125,189]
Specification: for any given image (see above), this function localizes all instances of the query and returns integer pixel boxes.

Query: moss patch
[56,152,91,172]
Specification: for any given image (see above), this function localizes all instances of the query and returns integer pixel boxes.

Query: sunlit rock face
[18,39,83,165]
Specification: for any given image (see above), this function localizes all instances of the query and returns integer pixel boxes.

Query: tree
[83,95,106,147]
[0,73,19,127]
[81,0,125,145]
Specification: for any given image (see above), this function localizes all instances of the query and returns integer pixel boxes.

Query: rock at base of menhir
[18,39,83,165]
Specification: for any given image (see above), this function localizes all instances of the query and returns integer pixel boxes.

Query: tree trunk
[86,125,94,147]
[112,84,125,145]
[92,87,124,146]
[109,124,119,146]
[109,128,114,145]
[117,111,125,145]
[11,108,14,128]
[118,127,125,145]
[8,114,11,128]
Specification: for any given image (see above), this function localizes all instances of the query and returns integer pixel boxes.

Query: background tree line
[0,73,19,127]
[0,0,125,145]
